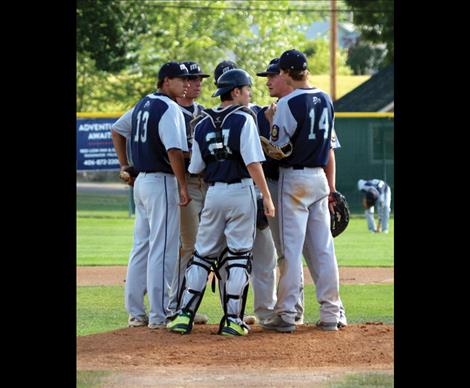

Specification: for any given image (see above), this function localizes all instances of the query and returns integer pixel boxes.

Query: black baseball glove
[256,197,269,230]
[329,191,350,237]
[119,166,138,186]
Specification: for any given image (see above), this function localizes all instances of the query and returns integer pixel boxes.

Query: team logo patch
[271,125,279,141]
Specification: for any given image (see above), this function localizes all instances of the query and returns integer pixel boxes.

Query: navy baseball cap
[183,61,210,78]
[256,58,280,77]
[214,60,238,84]
[279,49,308,71]
[158,62,190,80]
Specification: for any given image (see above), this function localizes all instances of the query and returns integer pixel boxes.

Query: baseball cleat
[128,315,148,327]
[221,320,249,336]
[294,315,304,325]
[260,314,296,333]
[193,313,209,325]
[167,312,191,334]
[315,320,339,331]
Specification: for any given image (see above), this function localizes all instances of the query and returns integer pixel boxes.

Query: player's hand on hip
[263,196,275,218]
[178,186,192,207]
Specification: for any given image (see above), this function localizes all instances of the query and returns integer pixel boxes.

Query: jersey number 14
[308,107,330,140]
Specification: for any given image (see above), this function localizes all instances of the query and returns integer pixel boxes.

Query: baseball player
[256,58,347,327]
[167,68,275,336]
[214,60,277,325]
[214,60,263,115]
[111,61,191,329]
[166,61,210,325]
[357,178,392,233]
[260,49,343,332]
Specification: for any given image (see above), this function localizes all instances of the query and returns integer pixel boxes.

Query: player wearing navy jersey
[167,61,211,324]
[167,69,275,336]
[257,57,347,328]
[357,179,391,233]
[213,61,276,325]
[112,61,191,329]
[260,50,344,332]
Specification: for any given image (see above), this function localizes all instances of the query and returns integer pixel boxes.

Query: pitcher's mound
[77,322,393,371]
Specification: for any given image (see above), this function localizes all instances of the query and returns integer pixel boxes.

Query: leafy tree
[303,39,352,75]
[78,0,361,111]
[346,39,387,75]
[343,0,394,64]
[77,0,148,72]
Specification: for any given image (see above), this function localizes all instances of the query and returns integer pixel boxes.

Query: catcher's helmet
[212,69,252,97]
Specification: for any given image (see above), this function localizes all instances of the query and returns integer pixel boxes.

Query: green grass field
[77,283,393,336]
[77,192,393,267]
[77,191,393,336]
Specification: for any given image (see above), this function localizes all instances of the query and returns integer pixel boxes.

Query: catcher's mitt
[259,136,293,160]
[256,197,269,230]
[329,191,350,237]
[119,166,138,186]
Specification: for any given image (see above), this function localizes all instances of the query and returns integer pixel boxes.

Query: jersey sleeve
[188,136,206,174]
[330,128,341,149]
[111,107,134,138]
[240,114,266,166]
[158,103,189,152]
[271,98,297,146]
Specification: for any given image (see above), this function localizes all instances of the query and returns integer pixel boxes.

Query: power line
[126,2,394,13]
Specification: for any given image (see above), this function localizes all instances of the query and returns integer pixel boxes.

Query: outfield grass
[327,372,393,387]
[77,283,393,336]
[77,191,393,266]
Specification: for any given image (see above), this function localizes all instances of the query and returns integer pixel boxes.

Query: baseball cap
[279,49,308,71]
[183,61,210,78]
[158,62,190,80]
[256,58,280,77]
[214,60,238,84]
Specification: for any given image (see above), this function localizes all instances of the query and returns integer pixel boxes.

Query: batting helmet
[212,69,252,97]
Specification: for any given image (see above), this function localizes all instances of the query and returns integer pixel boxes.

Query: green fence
[334,113,394,214]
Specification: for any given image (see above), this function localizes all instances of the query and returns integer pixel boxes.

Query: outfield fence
[76,112,394,214]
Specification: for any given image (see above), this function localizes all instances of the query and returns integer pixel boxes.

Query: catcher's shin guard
[177,251,216,332]
[217,248,253,334]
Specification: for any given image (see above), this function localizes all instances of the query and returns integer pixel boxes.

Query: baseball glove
[119,166,138,186]
[329,191,350,237]
[259,136,293,160]
[256,197,269,230]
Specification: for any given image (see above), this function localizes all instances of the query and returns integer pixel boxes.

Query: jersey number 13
[134,110,149,143]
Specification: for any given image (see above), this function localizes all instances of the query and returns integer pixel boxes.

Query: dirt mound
[77,323,393,372]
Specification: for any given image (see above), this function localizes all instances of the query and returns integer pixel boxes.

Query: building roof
[334,64,394,112]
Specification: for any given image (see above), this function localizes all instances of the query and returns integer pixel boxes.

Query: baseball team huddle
[111,48,356,337]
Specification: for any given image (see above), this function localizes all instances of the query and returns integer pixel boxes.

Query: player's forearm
[167,148,188,188]
[246,162,272,200]
[111,131,129,167]
[324,149,336,192]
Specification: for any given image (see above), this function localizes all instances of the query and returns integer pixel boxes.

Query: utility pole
[330,0,337,101]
